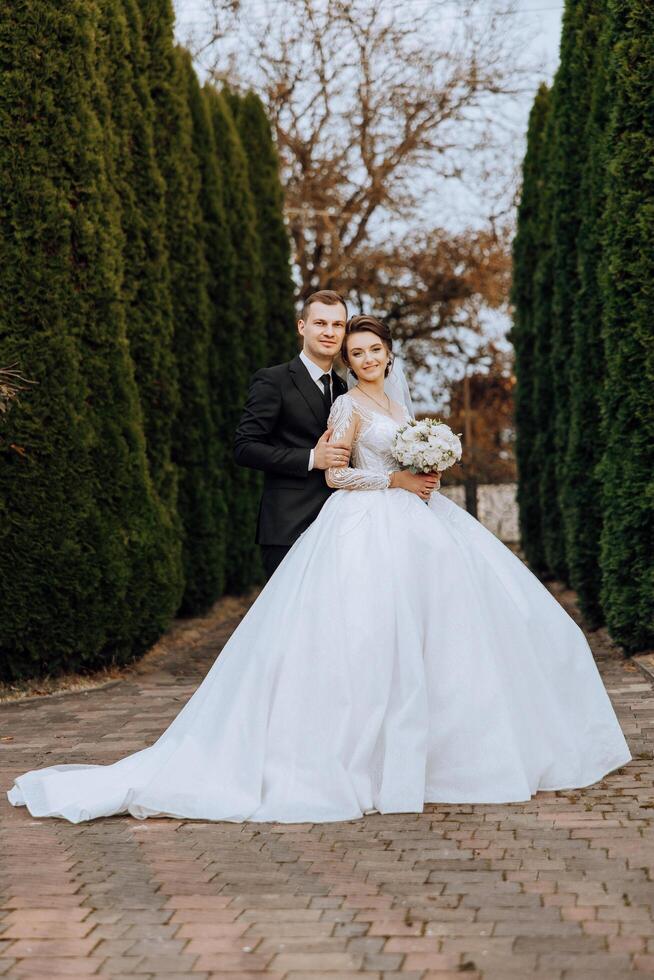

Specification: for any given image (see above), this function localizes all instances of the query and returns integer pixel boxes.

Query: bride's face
[347,331,389,383]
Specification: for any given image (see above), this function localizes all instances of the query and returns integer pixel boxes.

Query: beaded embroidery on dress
[7,391,631,823]
[324,393,407,490]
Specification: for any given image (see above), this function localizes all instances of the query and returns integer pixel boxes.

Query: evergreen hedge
[231,91,298,364]
[597,0,654,652]
[509,83,551,576]
[512,0,654,653]
[178,48,230,611]
[530,106,566,581]
[137,0,219,616]
[205,87,268,592]
[548,0,602,587]
[0,3,295,679]
[163,45,219,616]
[0,2,179,680]
[99,0,184,607]
[564,2,609,628]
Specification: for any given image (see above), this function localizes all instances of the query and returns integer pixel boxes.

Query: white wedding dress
[7,393,632,823]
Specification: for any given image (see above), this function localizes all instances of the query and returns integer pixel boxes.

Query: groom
[234,289,351,579]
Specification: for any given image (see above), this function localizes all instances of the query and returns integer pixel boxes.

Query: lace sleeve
[325,395,391,491]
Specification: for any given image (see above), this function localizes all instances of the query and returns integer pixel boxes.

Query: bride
[7,315,632,823]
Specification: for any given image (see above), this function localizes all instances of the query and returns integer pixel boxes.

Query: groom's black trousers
[261,545,291,580]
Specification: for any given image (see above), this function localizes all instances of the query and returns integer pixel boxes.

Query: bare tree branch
[0,365,37,417]
[192,0,532,365]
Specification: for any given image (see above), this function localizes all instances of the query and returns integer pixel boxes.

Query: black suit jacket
[234,355,348,546]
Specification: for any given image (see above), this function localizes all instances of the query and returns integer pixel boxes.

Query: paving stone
[269,951,363,970]
[1,582,652,978]
[192,953,272,971]
[8,957,106,974]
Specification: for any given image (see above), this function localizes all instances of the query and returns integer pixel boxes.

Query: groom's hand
[314,428,350,470]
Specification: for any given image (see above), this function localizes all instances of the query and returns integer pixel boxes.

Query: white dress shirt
[299,350,333,471]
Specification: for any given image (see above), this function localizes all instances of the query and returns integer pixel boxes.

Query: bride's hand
[390,470,440,500]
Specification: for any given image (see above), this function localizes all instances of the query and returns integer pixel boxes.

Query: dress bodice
[326,392,410,491]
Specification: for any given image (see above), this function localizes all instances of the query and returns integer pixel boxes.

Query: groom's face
[298,301,346,362]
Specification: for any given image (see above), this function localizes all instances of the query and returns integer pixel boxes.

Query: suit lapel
[289,355,329,427]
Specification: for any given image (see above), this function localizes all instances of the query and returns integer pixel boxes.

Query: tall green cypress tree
[231,91,298,364]
[531,105,564,580]
[205,86,268,592]
[178,47,231,609]
[111,0,180,510]
[564,3,609,628]
[0,1,177,679]
[137,0,218,612]
[597,0,654,652]
[510,83,551,575]
[168,45,218,614]
[214,88,268,374]
[544,0,594,584]
[97,0,184,612]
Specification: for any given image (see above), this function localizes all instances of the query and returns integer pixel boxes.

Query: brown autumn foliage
[424,343,516,485]
[353,225,513,372]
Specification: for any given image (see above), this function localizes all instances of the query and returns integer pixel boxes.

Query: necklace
[355,384,393,417]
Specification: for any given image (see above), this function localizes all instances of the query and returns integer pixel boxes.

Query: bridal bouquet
[391,418,462,476]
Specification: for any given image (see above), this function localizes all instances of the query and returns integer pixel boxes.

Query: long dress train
[7,393,632,823]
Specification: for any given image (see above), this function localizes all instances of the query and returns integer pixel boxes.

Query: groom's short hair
[300,289,348,322]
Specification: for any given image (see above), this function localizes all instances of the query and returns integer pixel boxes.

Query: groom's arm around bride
[234,290,351,579]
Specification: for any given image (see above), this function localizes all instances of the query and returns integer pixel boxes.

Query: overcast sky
[515,0,564,76]
[173,0,564,215]
[173,0,564,127]
[173,0,564,233]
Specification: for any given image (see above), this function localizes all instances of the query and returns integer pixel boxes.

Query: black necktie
[320,373,332,412]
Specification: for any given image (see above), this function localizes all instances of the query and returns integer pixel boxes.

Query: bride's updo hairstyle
[342,314,394,379]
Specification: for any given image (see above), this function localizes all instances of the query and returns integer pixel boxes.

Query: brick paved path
[1,585,653,979]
